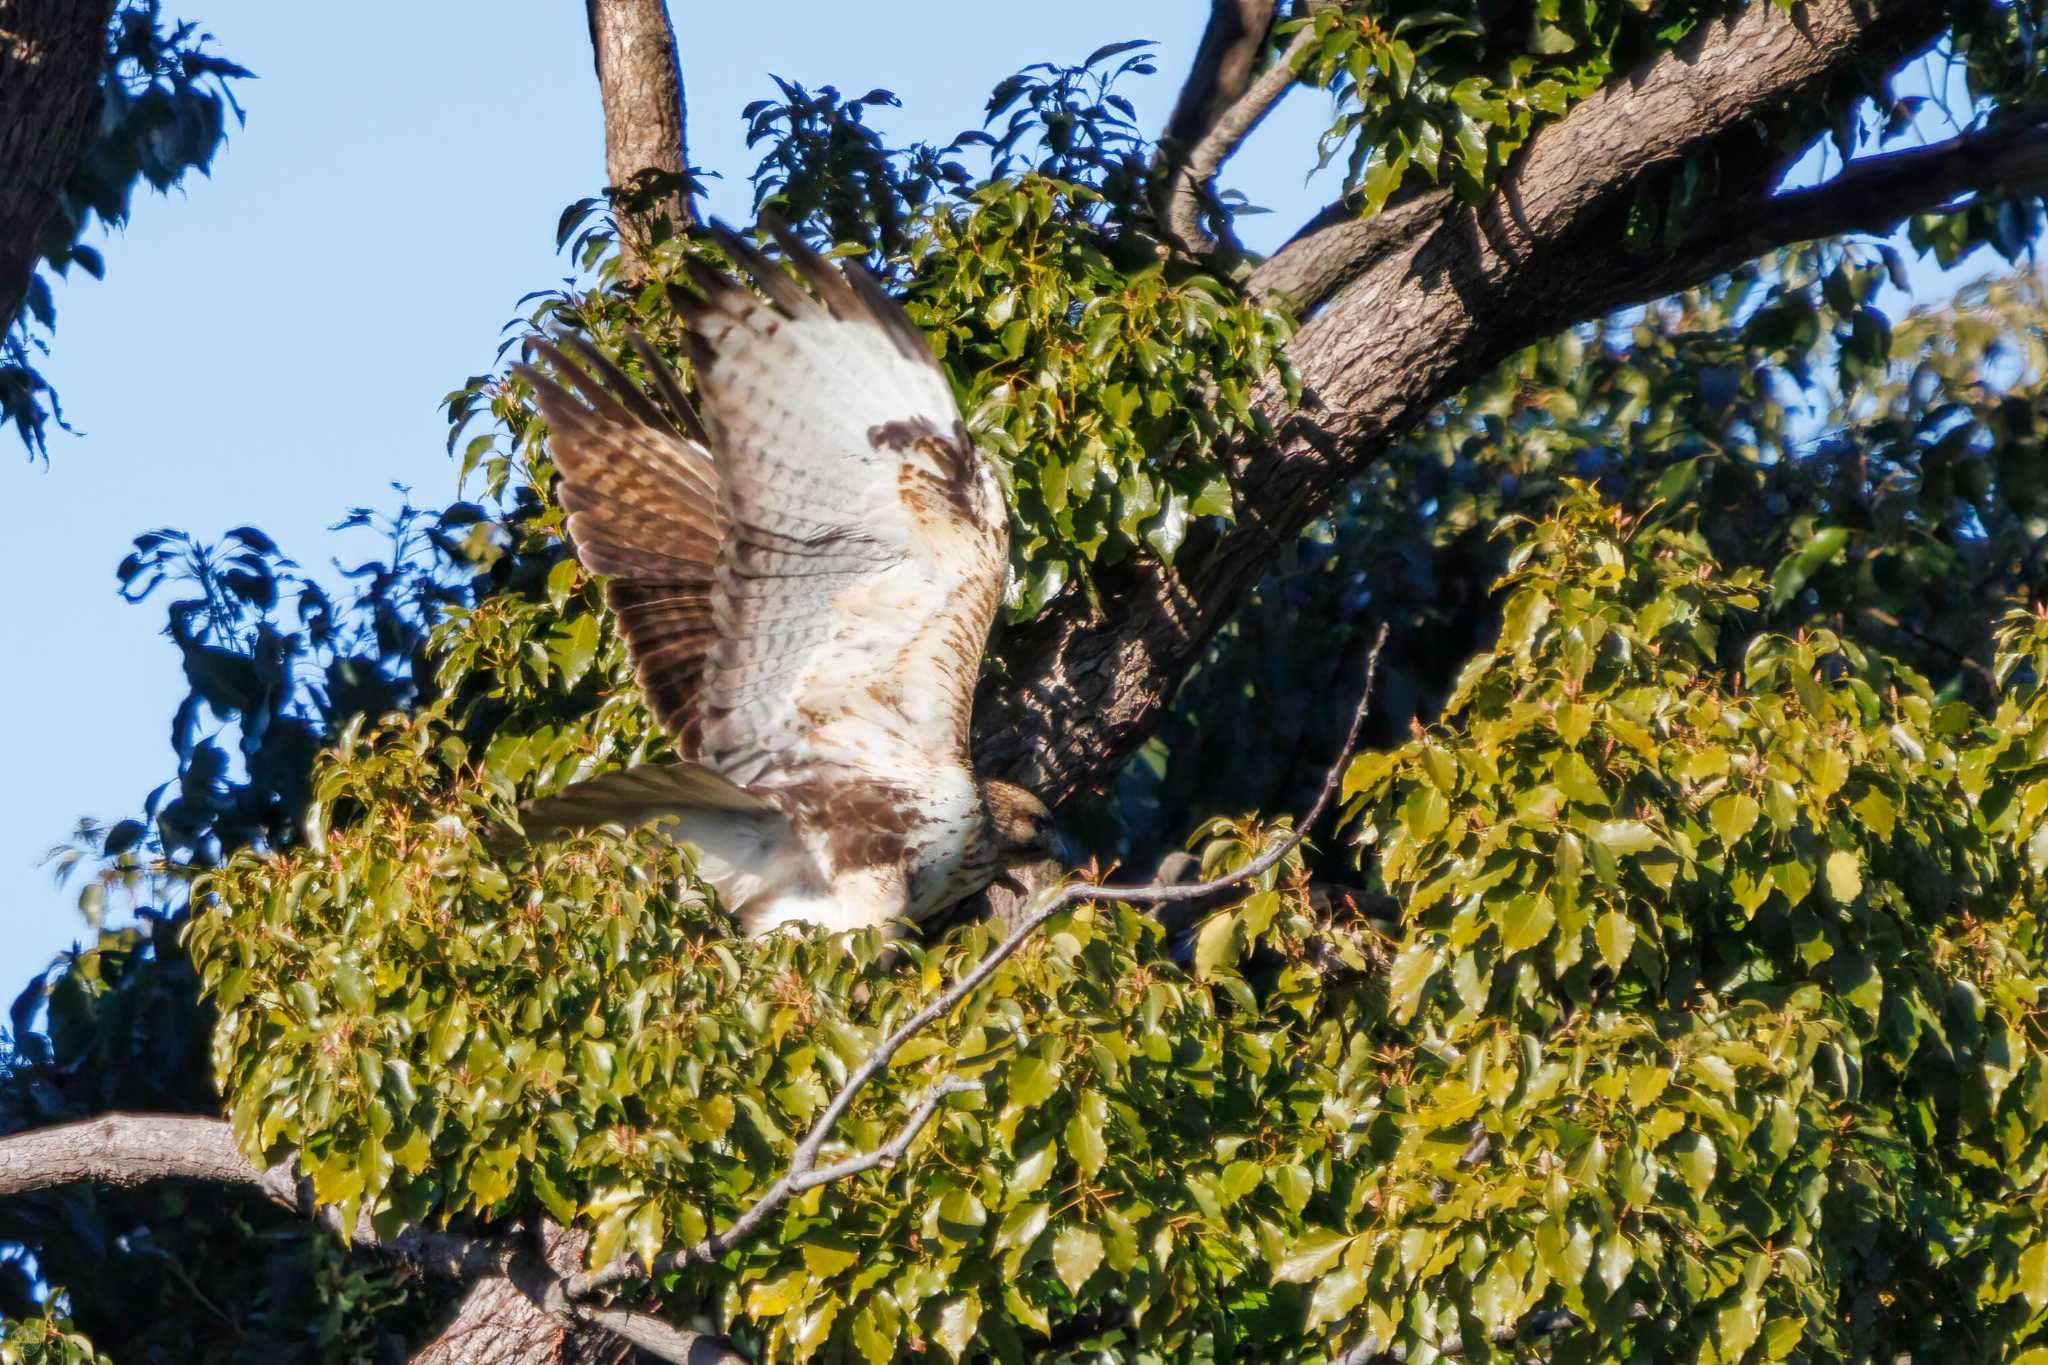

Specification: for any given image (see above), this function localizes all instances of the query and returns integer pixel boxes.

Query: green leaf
[2021,1241,2048,1313]
[1595,911,1636,971]
[1305,1255,1369,1329]
[803,1239,860,1279]
[1851,787,1897,840]
[1271,1163,1313,1215]
[1065,1093,1109,1178]
[1051,1224,1104,1294]
[1675,1131,1717,1199]
[1597,1234,1635,1294]
[1709,793,1760,847]
[1498,893,1556,956]
[746,1268,806,1319]
[1589,820,1659,856]
[548,613,601,689]
[1385,944,1439,1024]
[1008,1135,1058,1200]
[1193,909,1243,979]
[1003,1052,1062,1116]
[1769,526,1850,608]
[929,1294,982,1362]
[1824,850,1863,904]
[1274,1230,1356,1283]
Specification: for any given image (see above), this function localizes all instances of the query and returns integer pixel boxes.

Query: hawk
[511,218,1053,936]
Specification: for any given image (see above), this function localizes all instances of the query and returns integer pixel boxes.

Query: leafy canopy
[11,5,2048,1362]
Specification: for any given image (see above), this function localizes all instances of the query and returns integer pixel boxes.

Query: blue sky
[0,4,1343,990]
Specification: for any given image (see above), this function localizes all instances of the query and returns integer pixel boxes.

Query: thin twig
[1166,9,1323,255]
[575,624,1389,1298]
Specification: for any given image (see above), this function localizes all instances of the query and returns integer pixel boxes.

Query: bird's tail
[515,762,800,928]
[517,760,772,839]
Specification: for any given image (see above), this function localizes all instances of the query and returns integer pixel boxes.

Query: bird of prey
[510,219,1054,936]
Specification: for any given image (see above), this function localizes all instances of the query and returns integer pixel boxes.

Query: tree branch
[0,1114,739,1365]
[584,0,692,275]
[974,0,1952,807]
[1162,0,1279,155]
[1164,14,1319,256]
[1642,111,2048,299]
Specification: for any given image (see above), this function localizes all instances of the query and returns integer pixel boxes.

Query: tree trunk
[0,0,114,334]
[584,0,690,272]
[414,1275,581,1365]
[413,1225,638,1365]
[973,0,1945,807]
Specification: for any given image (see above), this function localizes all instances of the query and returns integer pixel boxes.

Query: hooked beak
[993,870,1030,898]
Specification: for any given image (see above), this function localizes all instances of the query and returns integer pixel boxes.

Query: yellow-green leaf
[1824,850,1863,903]
[1051,1224,1104,1294]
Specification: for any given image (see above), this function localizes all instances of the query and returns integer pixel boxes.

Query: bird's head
[981,778,1057,869]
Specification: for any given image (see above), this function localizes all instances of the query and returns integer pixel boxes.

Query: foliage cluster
[0,1301,108,1364]
[1118,247,2048,862]
[535,42,1296,619]
[181,481,2048,1363]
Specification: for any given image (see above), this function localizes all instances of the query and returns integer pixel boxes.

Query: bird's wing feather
[517,761,776,836]
[515,221,1007,924]
[515,337,727,756]
[676,221,1008,803]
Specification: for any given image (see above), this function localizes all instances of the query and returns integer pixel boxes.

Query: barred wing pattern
[675,227,1008,796]
[516,222,1010,933]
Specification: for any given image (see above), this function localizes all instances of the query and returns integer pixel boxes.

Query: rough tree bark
[0,0,115,334]
[0,1113,745,1365]
[584,0,691,274]
[970,0,1957,805]
[1160,0,1279,155]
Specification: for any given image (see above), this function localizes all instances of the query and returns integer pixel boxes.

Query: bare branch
[0,1114,735,1365]
[1161,0,1279,155]
[579,625,1388,1300]
[0,1112,292,1202]
[1163,8,1318,256]
[585,0,692,273]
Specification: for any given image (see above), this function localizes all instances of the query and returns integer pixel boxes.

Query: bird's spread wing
[517,221,1007,841]
[519,334,727,756]
[677,222,1007,796]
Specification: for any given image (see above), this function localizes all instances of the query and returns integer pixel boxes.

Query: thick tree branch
[585,0,692,274]
[0,0,116,335]
[0,1114,739,1365]
[1641,111,2048,298]
[975,0,1952,806]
